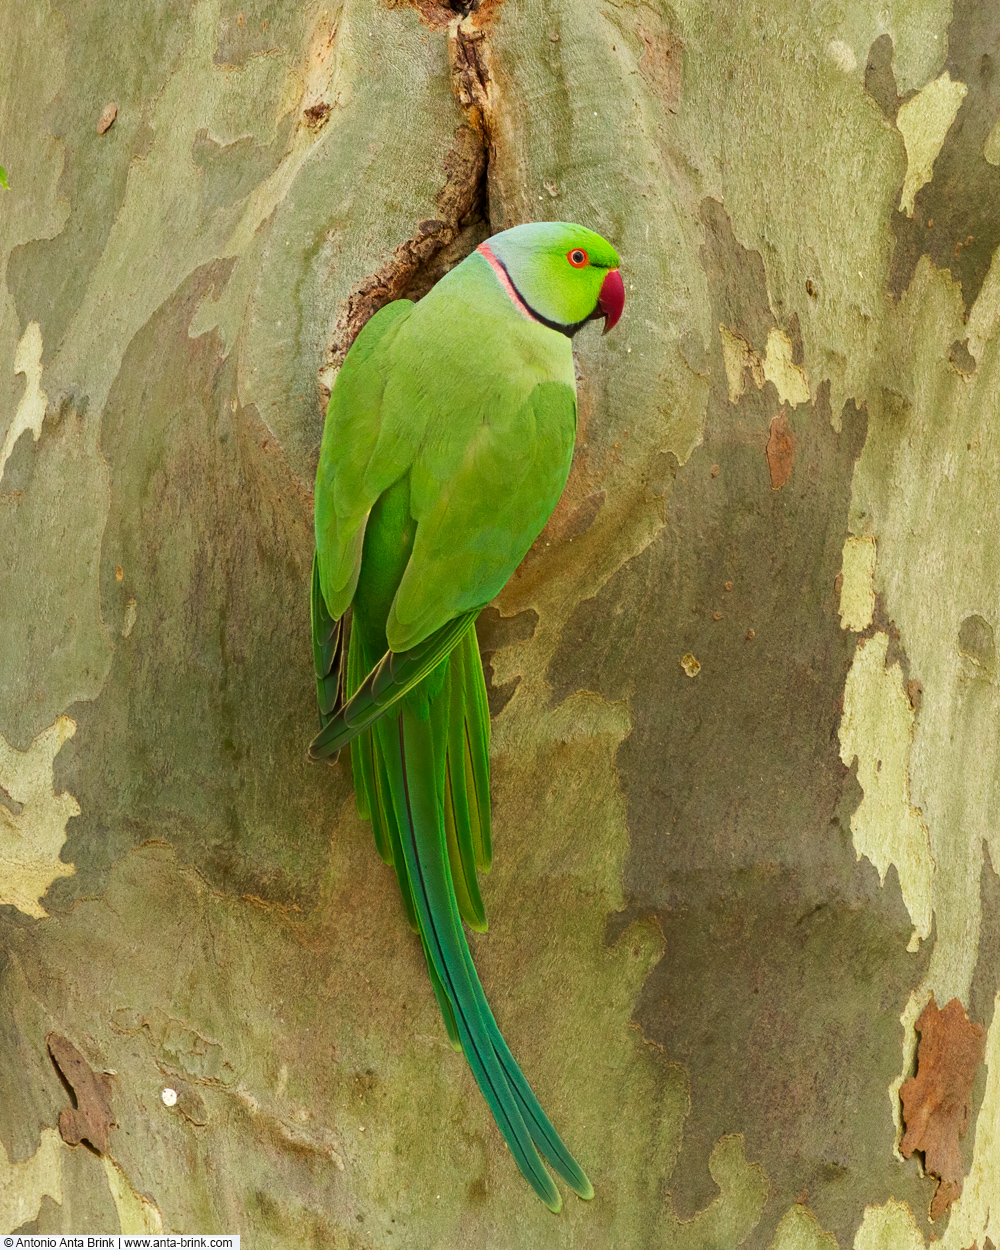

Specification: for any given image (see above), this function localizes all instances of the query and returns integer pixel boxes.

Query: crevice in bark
[449,14,494,138]
[406,0,503,33]
[319,0,500,401]
[318,125,488,399]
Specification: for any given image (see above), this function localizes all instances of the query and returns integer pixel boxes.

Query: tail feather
[377,705,564,1213]
[351,731,385,859]
[461,632,493,871]
[340,608,592,1208]
[422,933,462,1051]
[457,634,492,871]
[373,735,420,934]
[444,763,487,932]
[473,995,595,1200]
[444,642,488,932]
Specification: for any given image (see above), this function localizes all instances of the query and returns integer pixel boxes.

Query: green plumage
[310,222,621,1210]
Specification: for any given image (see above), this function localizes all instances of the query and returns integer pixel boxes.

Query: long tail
[340,622,593,1209]
[374,693,593,1211]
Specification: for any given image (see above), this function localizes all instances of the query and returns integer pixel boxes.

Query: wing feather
[387,380,577,651]
[314,299,417,621]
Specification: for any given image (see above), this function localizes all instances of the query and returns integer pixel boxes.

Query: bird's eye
[567,248,588,268]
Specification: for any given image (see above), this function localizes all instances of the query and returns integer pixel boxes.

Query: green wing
[313,298,419,623]
[388,378,577,650]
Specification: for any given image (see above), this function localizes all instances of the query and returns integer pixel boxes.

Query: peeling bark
[47,1035,115,1155]
[900,997,986,1221]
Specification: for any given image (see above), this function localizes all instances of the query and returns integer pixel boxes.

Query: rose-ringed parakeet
[309,221,624,1210]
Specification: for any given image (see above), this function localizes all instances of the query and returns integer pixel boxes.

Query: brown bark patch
[900,996,986,1220]
[450,17,493,134]
[47,1032,116,1153]
[476,606,538,718]
[543,490,606,547]
[766,410,796,489]
[638,23,682,113]
[301,101,330,130]
[864,34,901,122]
[400,0,458,33]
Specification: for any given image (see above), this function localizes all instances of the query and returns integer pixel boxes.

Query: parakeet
[309,221,624,1211]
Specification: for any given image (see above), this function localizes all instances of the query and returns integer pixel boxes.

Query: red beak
[597,268,625,334]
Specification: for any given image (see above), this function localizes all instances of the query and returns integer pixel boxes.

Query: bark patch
[888,0,1000,312]
[96,102,118,135]
[765,410,795,489]
[970,843,1000,1031]
[949,338,978,376]
[638,22,682,113]
[864,33,901,122]
[450,17,493,135]
[47,1033,115,1153]
[900,996,986,1220]
[476,606,538,718]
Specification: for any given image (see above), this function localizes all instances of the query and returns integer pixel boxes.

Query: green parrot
[309,221,624,1211]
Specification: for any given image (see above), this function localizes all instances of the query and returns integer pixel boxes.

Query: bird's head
[479,222,624,337]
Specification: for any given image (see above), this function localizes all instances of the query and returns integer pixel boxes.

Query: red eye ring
[567,248,588,267]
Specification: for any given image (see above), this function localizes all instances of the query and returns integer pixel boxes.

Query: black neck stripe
[494,255,598,339]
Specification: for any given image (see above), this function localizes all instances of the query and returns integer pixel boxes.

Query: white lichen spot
[0,1127,63,1232]
[852,1197,925,1249]
[839,633,933,942]
[897,71,968,216]
[984,115,1000,166]
[827,39,857,73]
[101,1154,164,1235]
[769,1201,838,1249]
[160,1087,178,1107]
[0,716,79,917]
[937,989,1000,1249]
[1,321,49,483]
[839,536,877,631]
[762,329,810,407]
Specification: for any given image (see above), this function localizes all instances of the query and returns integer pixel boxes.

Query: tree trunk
[2,1,997,1246]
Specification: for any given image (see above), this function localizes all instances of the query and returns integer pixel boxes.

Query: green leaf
[0,167,8,190]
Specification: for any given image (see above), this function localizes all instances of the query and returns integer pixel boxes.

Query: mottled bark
[2,2,999,1247]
